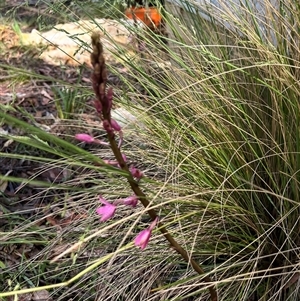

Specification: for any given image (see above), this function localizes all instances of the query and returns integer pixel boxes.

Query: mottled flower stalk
[90,32,217,301]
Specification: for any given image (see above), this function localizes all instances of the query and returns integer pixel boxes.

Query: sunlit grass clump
[117,0,300,300]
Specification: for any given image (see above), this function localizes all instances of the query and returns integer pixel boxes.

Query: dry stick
[91,32,218,301]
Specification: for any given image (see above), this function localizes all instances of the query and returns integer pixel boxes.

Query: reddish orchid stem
[90,32,217,301]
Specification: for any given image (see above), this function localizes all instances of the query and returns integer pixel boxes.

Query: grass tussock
[0,0,300,301]
[117,0,300,300]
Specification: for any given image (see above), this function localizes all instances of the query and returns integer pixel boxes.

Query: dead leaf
[60,212,88,227]
[0,127,9,136]
[0,170,12,192]
[41,167,72,183]
[50,241,84,263]
[284,272,300,289]
[32,290,50,300]
[40,90,53,105]
[3,139,14,149]
[46,216,61,230]
[35,111,43,118]
[41,98,49,105]
[16,293,32,301]
[41,89,52,100]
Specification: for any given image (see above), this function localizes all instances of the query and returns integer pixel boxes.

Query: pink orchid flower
[134,217,158,250]
[122,195,138,207]
[96,196,116,222]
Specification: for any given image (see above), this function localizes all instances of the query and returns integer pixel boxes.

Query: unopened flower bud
[111,119,121,132]
[106,87,113,113]
[99,82,106,100]
[129,166,143,179]
[103,120,113,134]
[75,133,95,143]
[94,99,102,113]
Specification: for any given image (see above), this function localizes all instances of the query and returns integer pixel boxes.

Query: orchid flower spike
[96,196,116,222]
[134,217,158,250]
